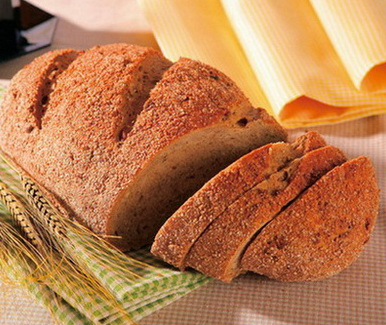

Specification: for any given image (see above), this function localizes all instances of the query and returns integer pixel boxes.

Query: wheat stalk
[0,216,136,324]
[0,217,95,324]
[0,180,137,324]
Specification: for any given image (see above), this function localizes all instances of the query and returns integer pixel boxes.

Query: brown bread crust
[151,132,326,268]
[241,157,379,281]
[186,146,346,282]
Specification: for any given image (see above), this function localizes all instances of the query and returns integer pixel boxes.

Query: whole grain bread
[0,44,286,249]
[186,145,346,282]
[151,132,326,269]
[241,157,379,281]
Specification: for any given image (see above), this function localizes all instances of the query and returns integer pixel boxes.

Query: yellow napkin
[139,0,386,128]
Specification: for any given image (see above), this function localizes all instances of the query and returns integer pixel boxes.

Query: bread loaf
[2,43,378,282]
[0,43,287,249]
[151,132,326,269]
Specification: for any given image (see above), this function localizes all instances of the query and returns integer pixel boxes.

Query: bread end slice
[242,157,380,281]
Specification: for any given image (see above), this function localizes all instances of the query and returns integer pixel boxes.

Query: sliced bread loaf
[0,44,286,249]
[241,157,379,281]
[185,145,346,282]
[151,132,326,268]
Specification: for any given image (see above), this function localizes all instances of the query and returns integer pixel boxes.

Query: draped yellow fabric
[139,0,386,128]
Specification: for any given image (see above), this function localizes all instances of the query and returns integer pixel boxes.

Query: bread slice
[186,145,347,282]
[241,157,379,282]
[0,44,286,249]
[151,132,326,268]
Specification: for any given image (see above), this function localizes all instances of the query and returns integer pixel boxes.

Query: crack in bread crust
[3,49,82,130]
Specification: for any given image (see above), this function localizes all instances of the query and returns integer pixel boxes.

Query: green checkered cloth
[0,80,211,325]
